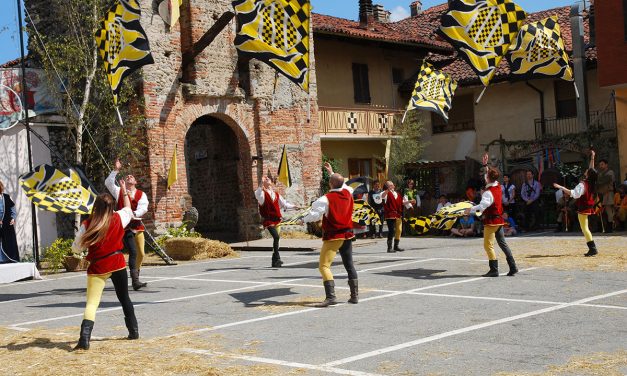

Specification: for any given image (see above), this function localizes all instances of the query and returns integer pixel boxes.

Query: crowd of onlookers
[359,160,627,239]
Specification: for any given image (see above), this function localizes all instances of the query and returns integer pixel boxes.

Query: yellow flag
[169,0,182,28]
[277,145,292,188]
[167,147,178,190]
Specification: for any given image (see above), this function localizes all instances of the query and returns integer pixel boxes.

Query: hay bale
[164,237,237,260]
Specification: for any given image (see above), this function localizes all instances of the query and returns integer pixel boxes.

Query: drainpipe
[570,3,589,132]
[526,82,545,138]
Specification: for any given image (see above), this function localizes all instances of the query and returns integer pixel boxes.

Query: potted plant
[43,238,88,273]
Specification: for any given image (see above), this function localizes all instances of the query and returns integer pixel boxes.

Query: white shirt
[436,201,452,212]
[382,190,412,209]
[105,171,149,218]
[502,183,515,204]
[569,182,586,200]
[303,184,353,223]
[254,187,295,210]
[470,181,499,213]
[72,207,134,253]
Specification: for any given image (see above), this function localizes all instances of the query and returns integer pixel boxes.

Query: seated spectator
[436,195,452,212]
[450,214,476,237]
[555,189,576,232]
[614,184,627,231]
[502,212,517,236]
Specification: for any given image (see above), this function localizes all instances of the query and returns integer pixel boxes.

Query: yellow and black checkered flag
[19,165,97,215]
[405,216,432,234]
[439,0,526,86]
[95,0,154,105]
[281,205,312,226]
[406,62,458,122]
[232,0,310,92]
[507,16,573,81]
[353,200,382,226]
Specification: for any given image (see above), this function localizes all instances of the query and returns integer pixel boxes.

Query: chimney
[373,4,391,23]
[359,0,375,28]
[410,1,422,16]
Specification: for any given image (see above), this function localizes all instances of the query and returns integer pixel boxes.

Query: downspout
[570,3,589,132]
[526,82,545,138]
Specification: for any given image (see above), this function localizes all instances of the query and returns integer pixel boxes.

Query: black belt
[90,250,122,264]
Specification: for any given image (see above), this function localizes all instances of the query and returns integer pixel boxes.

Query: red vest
[322,189,355,241]
[483,185,505,226]
[259,190,282,228]
[83,213,127,275]
[117,189,145,231]
[383,191,403,219]
[576,181,595,215]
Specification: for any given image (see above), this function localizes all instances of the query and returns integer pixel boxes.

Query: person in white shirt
[502,173,516,215]
[105,159,149,290]
[436,195,451,212]
[255,175,297,267]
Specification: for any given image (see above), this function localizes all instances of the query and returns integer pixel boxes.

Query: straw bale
[165,238,238,261]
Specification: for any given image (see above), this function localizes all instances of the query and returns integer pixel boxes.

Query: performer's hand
[9,219,14,226]
[553,183,561,189]
[119,179,127,192]
[590,150,596,159]
[323,162,333,175]
[114,158,122,171]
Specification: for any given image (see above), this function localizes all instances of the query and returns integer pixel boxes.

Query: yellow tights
[319,240,344,281]
[578,214,593,242]
[135,231,145,270]
[84,273,111,321]
[483,225,500,261]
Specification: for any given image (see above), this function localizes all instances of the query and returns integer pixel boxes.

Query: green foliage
[43,238,74,274]
[320,155,342,194]
[389,111,427,185]
[155,224,203,249]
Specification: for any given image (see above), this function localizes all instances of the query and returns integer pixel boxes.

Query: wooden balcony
[319,106,403,138]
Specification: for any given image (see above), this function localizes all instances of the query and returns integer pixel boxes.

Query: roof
[0,57,25,68]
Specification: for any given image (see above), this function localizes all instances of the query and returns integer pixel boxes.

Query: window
[554,80,577,118]
[431,94,475,134]
[352,63,371,104]
[348,158,373,178]
[392,68,404,85]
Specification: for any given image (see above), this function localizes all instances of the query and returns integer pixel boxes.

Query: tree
[388,111,427,186]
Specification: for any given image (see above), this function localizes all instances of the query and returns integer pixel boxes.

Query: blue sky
[1,0,581,65]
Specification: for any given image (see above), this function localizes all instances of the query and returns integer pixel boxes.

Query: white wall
[0,124,57,260]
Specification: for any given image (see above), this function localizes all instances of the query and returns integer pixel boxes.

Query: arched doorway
[185,115,244,242]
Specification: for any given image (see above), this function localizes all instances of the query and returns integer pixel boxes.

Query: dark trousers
[338,240,358,280]
[111,269,136,319]
[524,201,540,230]
[495,226,515,261]
[386,219,397,241]
[123,230,138,270]
[267,226,281,259]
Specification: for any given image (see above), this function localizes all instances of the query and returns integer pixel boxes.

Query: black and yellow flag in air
[406,62,458,122]
[20,165,97,215]
[353,200,382,226]
[439,0,526,86]
[95,0,154,104]
[232,0,311,92]
[277,145,292,188]
[507,16,573,81]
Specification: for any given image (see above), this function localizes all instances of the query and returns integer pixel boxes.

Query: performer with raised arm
[303,162,358,307]
[381,181,411,253]
[105,159,148,290]
[465,153,518,277]
[553,150,599,256]
[255,175,296,267]
[72,179,139,350]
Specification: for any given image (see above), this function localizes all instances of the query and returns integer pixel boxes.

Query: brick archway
[184,114,249,242]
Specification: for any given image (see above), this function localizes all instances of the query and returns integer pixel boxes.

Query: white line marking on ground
[183,348,385,376]
[324,288,627,366]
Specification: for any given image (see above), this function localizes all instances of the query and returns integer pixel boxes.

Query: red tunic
[383,191,403,219]
[259,190,282,228]
[483,185,505,226]
[84,213,127,275]
[576,181,595,215]
[322,189,355,241]
[117,189,145,231]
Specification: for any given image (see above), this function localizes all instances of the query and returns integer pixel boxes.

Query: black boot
[73,319,94,351]
[316,280,337,307]
[271,252,283,267]
[348,279,358,304]
[387,239,395,253]
[125,316,139,340]
[130,269,147,291]
[482,260,499,277]
[584,241,598,257]
[506,257,518,276]
[394,239,405,252]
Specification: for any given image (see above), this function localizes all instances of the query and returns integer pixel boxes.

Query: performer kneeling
[255,175,296,267]
[72,180,138,350]
[105,159,148,290]
[554,150,598,256]
[303,163,358,307]
[465,154,518,277]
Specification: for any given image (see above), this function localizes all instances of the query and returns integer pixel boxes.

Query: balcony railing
[319,106,403,136]
[534,110,616,139]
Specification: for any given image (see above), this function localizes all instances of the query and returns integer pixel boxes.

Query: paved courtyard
[1,233,626,375]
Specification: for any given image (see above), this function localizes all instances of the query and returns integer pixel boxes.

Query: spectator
[450,214,476,237]
[596,158,615,233]
[0,180,19,263]
[366,180,384,239]
[502,212,517,236]
[403,179,421,235]
[421,190,438,216]
[521,170,542,231]
[555,189,576,232]
[436,195,452,212]
[502,173,516,216]
[614,184,627,231]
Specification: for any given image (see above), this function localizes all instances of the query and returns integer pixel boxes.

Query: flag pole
[475,86,488,104]
[271,72,278,113]
[401,109,408,124]
[115,106,124,126]
[573,82,580,99]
